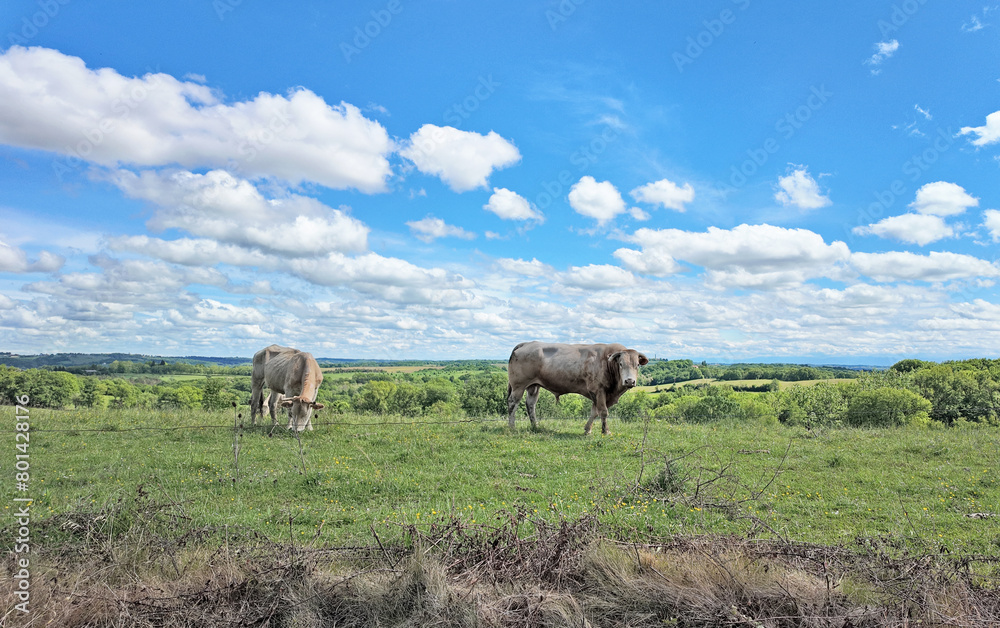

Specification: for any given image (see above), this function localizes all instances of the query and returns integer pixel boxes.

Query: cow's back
[509,341,622,397]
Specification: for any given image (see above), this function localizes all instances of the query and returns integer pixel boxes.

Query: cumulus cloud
[852,213,953,246]
[107,235,278,268]
[0,240,64,273]
[560,264,636,290]
[630,178,695,212]
[568,176,626,225]
[960,110,1000,146]
[984,209,1000,242]
[0,46,394,192]
[483,188,542,221]
[406,216,476,243]
[909,181,979,216]
[109,169,370,256]
[497,258,551,277]
[865,39,899,73]
[774,167,831,210]
[851,251,1000,282]
[288,252,479,308]
[399,125,520,192]
[615,224,850,287]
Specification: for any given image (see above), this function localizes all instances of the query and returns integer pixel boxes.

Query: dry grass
[4,494,999,627]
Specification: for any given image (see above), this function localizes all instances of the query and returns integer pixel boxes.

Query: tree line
[1,358,997,428]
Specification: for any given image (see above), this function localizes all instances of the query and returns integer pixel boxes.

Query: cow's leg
[507,384,526,429]
[525,384,540,430]
[269,393,283,426]
[584,404,598,435]
[597,394,611,435]
[250,387,263,426]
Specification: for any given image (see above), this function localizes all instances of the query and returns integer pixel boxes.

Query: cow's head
[281,395,325,431]
[609,349,649,389]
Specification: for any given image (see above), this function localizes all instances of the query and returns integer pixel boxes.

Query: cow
[506,342,648,435]
[261,391,286,426]
[250,345,324,432]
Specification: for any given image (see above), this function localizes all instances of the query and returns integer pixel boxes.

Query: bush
[844,388,932,428]
[459,372,508,417]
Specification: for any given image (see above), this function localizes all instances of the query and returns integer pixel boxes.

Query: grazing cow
[250,345,324,432]
[507,342,648,435]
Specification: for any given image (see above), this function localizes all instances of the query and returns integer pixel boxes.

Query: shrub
[843,388,932,428]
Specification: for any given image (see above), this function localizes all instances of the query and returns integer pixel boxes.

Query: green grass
[6,406,1000,560]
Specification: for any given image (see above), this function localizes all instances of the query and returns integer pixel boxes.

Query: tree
[459,372,508,417]
[353,380,396,414]
[105,378,140,408]
[159,385,203,409]
[202,377,237,410]
[77,377,106,408]
[844,388,931,428]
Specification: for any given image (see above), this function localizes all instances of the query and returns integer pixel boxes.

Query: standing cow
[507,342,648,435]
[250,345,324,432]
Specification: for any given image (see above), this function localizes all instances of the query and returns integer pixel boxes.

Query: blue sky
[1,1,999,361]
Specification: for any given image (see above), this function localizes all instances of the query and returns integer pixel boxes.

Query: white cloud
[406,216,476,243]
[984,209,1000,242]
[852,213,953,246]
[630,178,695,212]
[560,264,635,290]
[962,15,985,32]
[851,251,1000,282]
[110,169,370,256]
[107,235,278,268]
[909,181,979,216]
[399,125,520,192]
[0,240,64,273]
[0,46,394,192]
[615,224,850,287]
[774,166,831,210]
[497,258,551,277]
[865,39,899,73]
[960,110,1000,146]
[483,188,542,221]
[914,104,932,120]
[567,176,626,225]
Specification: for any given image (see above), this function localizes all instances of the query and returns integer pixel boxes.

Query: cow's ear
[311,402,325,409]
[608,352,622,364]
[280,398,295,407]
[638,353,649,366]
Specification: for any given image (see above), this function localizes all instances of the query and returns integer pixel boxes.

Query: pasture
[9,406,999,557]
[6,405,1000,625]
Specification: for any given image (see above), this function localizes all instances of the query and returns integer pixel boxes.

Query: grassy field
[7,406,999,561]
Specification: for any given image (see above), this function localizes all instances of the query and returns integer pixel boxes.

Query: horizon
[1,3,999,362]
